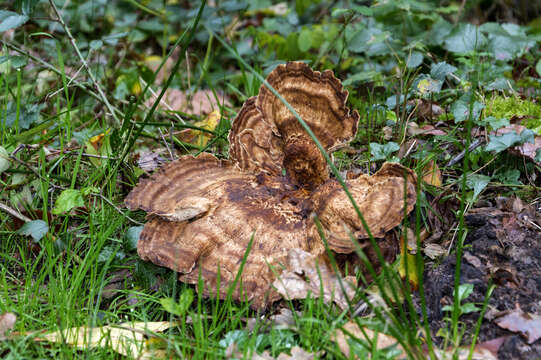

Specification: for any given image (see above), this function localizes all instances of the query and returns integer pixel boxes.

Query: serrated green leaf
[461,303,480,314]
[430,61,457,81]
[0,10,28,32]
[451,97,484,123]
[482,116,509,130]
[125,226,143,251]
[485,131,522,153]
[52,189,84,215]
[444,23,486,53]
[370,142,399,161]
[465,174,491,201]
[17,220,48,242]
[406,51,423,68]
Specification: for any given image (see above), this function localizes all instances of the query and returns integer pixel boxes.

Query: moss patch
[485,95,541,133]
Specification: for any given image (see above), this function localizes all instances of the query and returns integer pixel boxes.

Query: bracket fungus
[125,62,417,309]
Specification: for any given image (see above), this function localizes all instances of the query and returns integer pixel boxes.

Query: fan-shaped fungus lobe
[125,62,417,309]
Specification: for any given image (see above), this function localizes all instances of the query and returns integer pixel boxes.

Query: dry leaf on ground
[273,248,357,310]
[494,306,541,344]
[408,122,447,137]
[227,344,320,360]
[145,88,231,116]
[35,321,175,359]
[137,149,170,172]
[144,52,177,85]
[0,312,16,340]
[245,308,299,332]
[332,321,405,359]
[434,336,507,360]
[422,160,442,187]
[177,110,221,146]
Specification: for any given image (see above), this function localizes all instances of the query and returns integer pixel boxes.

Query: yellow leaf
[398,228,422,289]
[35,321,175,359]
[179,110,221,147]
[86,130,112,167]
[422,160,442,187]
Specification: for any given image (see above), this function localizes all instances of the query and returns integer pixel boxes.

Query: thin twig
[0,202,32,222]
[94,193,144,226]
[158,128,174,160]
[48,0,121,126]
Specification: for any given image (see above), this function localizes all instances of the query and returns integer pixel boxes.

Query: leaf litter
[420,196,541,359]
[34,321,175,359]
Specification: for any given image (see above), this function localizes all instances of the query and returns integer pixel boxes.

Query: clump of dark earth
[418,199,541,359]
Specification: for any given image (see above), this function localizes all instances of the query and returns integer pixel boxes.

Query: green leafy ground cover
[1,0,541,359]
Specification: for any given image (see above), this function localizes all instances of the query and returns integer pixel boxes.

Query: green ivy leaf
[406,51,423,68]
[52,189,85,215]
[125,226,143,251]
[17,220,48,242]
[482,116,509,130]
[451,97,484,123]
[444,23,486,53]
[370,142,399,161]
[465,174,491,201]
[0,10,28,32]
[485,131,522,153]
[430,61,457,81]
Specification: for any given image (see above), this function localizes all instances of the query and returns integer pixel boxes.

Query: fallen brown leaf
[146,88,231,116]
[227,344,320,360]
[332,321,405,359]
[408,122,446,137]
[177,110,221,146]
[422,160,442,187]
[35,321,175,358]
[273,248,357,310]
[423,242,446,259]
[137,149,170,172]
[0,312,16,340]
[494,306,541,344]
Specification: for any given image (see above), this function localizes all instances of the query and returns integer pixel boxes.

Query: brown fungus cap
[125,62,416,309]
[310,162,417,253]
[230,61,359,189]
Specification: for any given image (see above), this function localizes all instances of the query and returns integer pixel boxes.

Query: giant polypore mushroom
[125,62,417,309]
